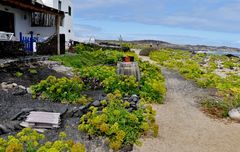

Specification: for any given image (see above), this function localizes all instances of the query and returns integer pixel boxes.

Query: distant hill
[97,39,240,52]
[130,40,240,52]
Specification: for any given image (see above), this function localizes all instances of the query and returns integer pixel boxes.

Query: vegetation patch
[78,94,158,150]
[31,76,88,104]
[150,49,240,117]
[15,72,23,77]
[0,128,85,152]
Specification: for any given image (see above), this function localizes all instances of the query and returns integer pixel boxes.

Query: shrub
[15,72,23,77]
[139,47,156,56]
[31,76,86,104]
[78,95,158,150]
[103,75,139,96]
[139,61,166,103]
[29,69,38,74]
[0,128,85,152]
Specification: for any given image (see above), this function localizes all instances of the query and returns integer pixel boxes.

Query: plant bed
[0,62,65,87]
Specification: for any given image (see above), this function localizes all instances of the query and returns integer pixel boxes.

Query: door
[0,10,15,34]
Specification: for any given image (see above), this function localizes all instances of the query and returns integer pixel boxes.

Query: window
[31,12,55,27]
[68,6,71,16]
[60,16,64,27]
[58,1,62,10]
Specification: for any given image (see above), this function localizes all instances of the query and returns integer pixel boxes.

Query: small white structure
[0,0,74,46]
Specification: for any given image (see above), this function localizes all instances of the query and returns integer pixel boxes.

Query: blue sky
[72,0,240,48]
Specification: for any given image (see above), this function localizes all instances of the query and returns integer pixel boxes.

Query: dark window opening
[0,10,15,34]
[68,29,71,33]
[58,1,62,10]
[68,6,71,16]
[31,12,55,27]
[60,16,64,26]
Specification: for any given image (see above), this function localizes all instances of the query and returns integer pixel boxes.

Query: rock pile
[1,82,30,95]
[65,94,141,118]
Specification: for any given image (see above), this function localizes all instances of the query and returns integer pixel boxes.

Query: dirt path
[133,50,240,152]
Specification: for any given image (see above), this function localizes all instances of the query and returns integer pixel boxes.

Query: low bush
[139,61,166,103]
[139,47,157,56]
[103,75,139,95]
[50,52,98,68]
[50,49,125,68]
[0,128,85,152]
[15,72,23,77]
[31,76,86,104]
[78,94,158,150]
[78,66,116,90]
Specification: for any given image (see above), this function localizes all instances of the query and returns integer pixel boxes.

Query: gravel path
[133,51,240,152]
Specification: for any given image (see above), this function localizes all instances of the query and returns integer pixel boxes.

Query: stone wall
[37,34,65,55]
[0,41,26,58]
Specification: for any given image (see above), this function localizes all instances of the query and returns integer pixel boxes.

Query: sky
[72,0,240,48]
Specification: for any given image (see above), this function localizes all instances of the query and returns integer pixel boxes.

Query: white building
[0,0,74,44]
[42,0,74,42]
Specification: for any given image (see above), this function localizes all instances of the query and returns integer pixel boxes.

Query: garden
[0,44,166,151]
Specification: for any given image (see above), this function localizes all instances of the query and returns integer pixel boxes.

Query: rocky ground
[133,52,240,152]
[0,60,112,152]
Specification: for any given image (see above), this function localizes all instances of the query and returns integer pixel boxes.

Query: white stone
[229,108,240,121]
[6,84,14,89]
[12,83,18,87]
[27,87,32,94]
[18,85,26,90]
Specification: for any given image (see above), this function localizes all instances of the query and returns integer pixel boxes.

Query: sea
[197,50,240,57]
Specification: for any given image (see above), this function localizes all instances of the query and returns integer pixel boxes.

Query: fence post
[20,32,23,42]
[30,31,33,52]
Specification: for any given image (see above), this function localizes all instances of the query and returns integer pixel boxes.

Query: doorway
[0,10,15,34]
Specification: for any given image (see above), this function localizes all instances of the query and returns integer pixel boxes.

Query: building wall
[0,0,74,43]
[0,4,55,40]
[43,0,75,42]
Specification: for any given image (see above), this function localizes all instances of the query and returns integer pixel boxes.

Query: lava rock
[0,125,10,135]
[73,110,83,117]
[66,107,78,118]
[59,106,68,116]
[79,105,86,111]
[129,94,139,103]
[11,108,34,121]
[84,102,92,109]
[12,87,27,96]
[5,121,22,131]
[127,108,134,113]
[92,100,101,107]
[121,145,133,152]
[123,96,129,101]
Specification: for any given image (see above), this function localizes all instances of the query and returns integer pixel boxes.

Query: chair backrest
[0,31,14,41]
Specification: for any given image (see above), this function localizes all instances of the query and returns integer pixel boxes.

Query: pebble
[92,100,101,107]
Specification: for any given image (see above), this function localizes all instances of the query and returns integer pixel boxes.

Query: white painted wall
[41,0,53,7]
[0,0,74,43]
[43,0,75,42]
[0,4,55,40]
